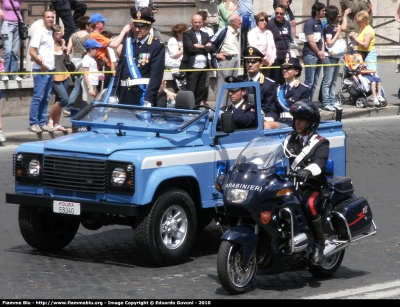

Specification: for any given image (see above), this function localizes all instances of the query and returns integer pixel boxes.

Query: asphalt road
[0,115,400,300]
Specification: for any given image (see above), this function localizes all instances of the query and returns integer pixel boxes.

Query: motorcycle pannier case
[328,176,354,205]
[334,196,373,238]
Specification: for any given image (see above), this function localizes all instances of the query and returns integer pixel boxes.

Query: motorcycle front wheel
[217,241,258,295]
[308,250,345,278]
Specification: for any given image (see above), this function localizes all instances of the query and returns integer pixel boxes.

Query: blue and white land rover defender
[6,80,346,266]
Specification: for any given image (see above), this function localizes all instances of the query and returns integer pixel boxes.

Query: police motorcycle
[214,136,377,295]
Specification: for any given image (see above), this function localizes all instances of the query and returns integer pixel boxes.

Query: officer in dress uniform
[264,56,311,129]
[219,76,256,129]
[113,8,165,106]
[242,47,279,125]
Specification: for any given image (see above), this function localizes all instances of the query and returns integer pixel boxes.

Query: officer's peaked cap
[131,9,156,25]
[243,47,263,60]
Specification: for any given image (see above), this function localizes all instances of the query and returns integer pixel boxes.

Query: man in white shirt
[28,10,56,134]
[211,12,242,106]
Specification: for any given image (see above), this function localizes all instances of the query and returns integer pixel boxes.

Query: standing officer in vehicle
[264,56,311,129]
[113,8,165,106]
[242,47,279,127]
[283,100,329,266]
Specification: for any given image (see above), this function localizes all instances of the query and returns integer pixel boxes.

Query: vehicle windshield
[234,137,285,172]
[70,103,207,134]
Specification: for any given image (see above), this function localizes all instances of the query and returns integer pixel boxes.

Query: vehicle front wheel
[308,250,345,278]
[217,241,257,295]
[18,205,80,250]
[133,188,197,266]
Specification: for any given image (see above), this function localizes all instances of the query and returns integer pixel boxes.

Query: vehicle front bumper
[5,193,140,216]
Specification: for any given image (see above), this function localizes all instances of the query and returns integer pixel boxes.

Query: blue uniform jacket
[277,81,311,113]
[113,34,165,105]
[220,100,256,129]
[246,75,279,121]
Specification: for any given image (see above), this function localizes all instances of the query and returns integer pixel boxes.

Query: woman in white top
[166,23,188,70]
[247,12,277,77]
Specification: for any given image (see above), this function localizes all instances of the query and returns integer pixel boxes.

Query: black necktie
[298,136,304,151]
[137,41,142,48]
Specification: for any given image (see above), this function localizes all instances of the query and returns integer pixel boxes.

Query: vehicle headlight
[226,189,249,204]
[28,159,40,177]
[111,167,126,186]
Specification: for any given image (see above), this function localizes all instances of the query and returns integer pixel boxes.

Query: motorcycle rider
[283,100,329,265]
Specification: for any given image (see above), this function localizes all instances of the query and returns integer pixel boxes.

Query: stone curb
[5,130,70,145]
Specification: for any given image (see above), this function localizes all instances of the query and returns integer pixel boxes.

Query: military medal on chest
[138,53,143,66]
[144,53,150,64]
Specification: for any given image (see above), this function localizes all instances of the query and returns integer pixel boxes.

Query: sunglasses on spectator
[258,19,266,22]
[275,12,285,16]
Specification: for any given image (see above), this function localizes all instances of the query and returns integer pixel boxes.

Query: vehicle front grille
[43,155,107,193]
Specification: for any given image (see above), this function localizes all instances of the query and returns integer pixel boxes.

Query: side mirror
[220,112,235,133]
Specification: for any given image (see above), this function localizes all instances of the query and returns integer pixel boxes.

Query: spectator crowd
[0,0,384,143]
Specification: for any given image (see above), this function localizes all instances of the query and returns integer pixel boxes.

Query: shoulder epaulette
[294,80,301,88]
[147,34,153,45]
[260,73,265,84]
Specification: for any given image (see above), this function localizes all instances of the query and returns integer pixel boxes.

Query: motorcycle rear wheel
[308,250,345,278]
[217,241,258,295]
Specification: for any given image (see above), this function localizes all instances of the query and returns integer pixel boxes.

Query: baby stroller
[336,47,386,108]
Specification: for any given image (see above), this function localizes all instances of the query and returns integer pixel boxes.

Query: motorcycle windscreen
[334,196,373,238]
[233,137,285,173]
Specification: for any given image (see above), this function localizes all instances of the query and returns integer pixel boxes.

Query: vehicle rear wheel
[308,250,345,278]
[18,205,80,250]
[217,241,257,295]
[133,188,197,266]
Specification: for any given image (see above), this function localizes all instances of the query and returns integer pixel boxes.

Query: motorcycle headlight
[226,189,249,204]
[111,167,126,186]
[28,159,40,177]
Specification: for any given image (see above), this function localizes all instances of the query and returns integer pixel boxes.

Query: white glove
[143,101,152,107]
[208,110,223,121]
[108,96,119,104]
[208,110,215,121]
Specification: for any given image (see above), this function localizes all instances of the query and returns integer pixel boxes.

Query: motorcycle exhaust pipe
[323,241,350,258]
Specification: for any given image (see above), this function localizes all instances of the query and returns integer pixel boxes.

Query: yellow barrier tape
[3,58,398,75]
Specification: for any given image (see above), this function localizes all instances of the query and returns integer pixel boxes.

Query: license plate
[53,200,81,215]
